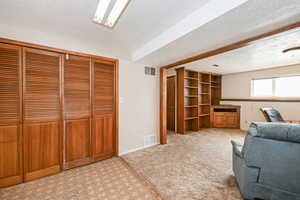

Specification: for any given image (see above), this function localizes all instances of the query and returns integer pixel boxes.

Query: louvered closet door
[92,60,116,161]
[64,55,91,169]
[0,43,23,187]
[23,48,62,181]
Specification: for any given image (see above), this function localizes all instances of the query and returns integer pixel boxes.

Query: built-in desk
[210,105,240,129]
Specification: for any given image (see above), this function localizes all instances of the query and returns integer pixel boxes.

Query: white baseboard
[119,143,159,156]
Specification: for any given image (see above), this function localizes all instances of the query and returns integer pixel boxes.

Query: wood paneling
[23,122,60,181]
[23,48,62,181]
[64,119,91,168]
[167,76,176,131]
[93,115,114,160]
[0,43,23,187]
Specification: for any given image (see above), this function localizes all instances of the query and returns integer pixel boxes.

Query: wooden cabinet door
[213,113,227,128]
[224,113,238,128]
[64,55,91,169]
[213,112,238,128]
[0,43,23,187]
[23,48,62,181]
[92,60,116,161]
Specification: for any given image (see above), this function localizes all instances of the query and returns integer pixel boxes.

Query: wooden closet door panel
[0,127,18,177]
[64,55,90,116]
[0,43,23,187]
[23,122,60,181]
[0,44,21,122]
[23,48,61,121]
[23,48,62,181]
[0,126,22,187]
[65,119,91,168]
[93,115,114,160]
[92,60,116,161]
[94,61,114,115]
[64,55,91,169]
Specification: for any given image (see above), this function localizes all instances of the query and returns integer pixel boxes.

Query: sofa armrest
[231,140,243,158]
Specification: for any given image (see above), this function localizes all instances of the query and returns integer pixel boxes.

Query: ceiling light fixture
[93,0,130,28]
[93,0,111,24]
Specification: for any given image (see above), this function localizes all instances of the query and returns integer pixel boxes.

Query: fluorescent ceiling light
[94,0,111,23]
[105,0,129,27]
[93,0,130,28]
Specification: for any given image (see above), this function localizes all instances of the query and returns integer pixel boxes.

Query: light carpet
[122,128,245,200]
[0,157,161,200]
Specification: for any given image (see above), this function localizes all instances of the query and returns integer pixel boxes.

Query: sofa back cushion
[247,122,300,144]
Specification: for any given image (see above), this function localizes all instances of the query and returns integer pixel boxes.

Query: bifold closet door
[92,60,116,161]
[23,48,62,181]
[0,43,23,187]
[63,55,91,169]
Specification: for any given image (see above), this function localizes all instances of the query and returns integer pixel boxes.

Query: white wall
[0,25,160,155]
[221,64,300,130]
[119,60,159,154]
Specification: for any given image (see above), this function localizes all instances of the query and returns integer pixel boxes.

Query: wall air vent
[145,66,156,76]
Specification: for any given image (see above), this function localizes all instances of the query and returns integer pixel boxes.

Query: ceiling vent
[144,66,156,76]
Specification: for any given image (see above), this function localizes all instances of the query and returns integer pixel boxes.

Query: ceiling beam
[132,0,248,62]
[161,21,300,69]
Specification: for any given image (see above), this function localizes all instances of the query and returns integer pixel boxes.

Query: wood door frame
[159,21,300,144]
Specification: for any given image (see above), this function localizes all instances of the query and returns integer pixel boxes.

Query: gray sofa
[231,122,300,200]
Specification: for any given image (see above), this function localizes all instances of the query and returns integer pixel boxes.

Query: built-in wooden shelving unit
[176,67,222,134]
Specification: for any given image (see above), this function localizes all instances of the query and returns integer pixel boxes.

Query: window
[252,75,300,97]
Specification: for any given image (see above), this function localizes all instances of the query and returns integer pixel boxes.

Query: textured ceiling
[141,0,300,67]
[182,28,300,74]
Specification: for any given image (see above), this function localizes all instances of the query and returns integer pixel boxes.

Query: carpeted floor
[122,128,245,200]
[0,157,161,200]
